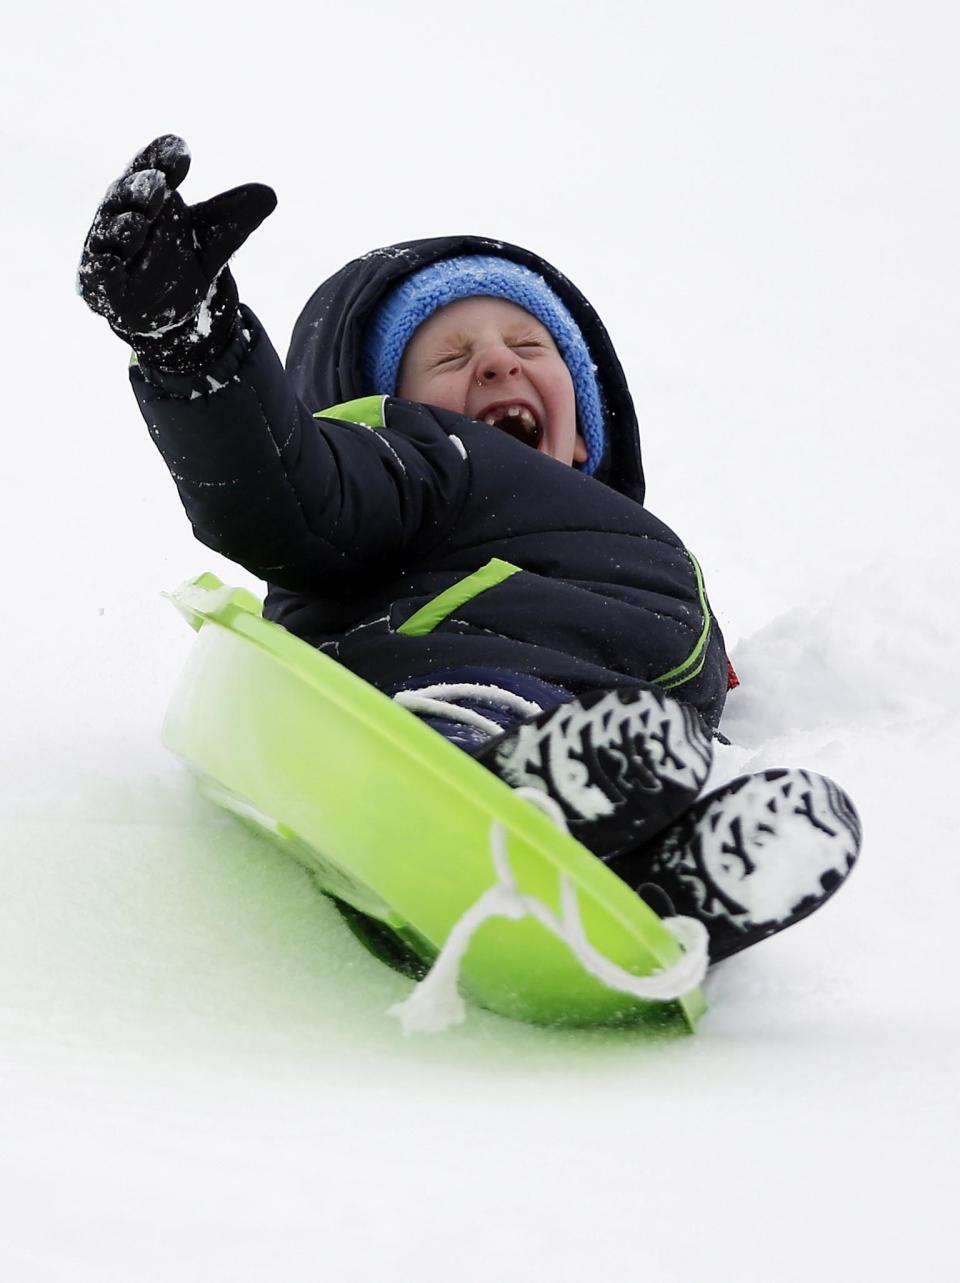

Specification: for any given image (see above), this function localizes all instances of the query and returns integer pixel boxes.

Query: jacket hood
[285,235,646,503]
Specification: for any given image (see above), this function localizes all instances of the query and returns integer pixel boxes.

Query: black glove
[78,135,276,373]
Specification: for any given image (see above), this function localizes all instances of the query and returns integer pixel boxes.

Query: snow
[2,1,958,1279]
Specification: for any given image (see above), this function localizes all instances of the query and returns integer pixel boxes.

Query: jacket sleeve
[129,305,468,592]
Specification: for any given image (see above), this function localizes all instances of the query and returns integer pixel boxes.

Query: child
[79,135,861,965]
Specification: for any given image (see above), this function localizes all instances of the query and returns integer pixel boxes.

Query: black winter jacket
[130,235,729,729]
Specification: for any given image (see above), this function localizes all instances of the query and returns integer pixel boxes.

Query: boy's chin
[540,432,588,468]
[539,443,575,468]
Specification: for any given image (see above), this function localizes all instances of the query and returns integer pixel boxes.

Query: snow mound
[722,554,957,749]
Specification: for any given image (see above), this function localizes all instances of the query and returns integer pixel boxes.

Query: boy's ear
[574,433,588,464]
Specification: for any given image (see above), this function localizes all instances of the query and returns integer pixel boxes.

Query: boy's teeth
[484,404,537,428]
[482,403,542,446]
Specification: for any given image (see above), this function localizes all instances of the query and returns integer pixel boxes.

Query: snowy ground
[2,3,958,1279]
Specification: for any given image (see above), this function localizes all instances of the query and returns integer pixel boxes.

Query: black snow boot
[473,686,714,859]
[608,768,862,962]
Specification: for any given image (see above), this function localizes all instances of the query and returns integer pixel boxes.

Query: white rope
[394,682,545,717]
[388,788,709,1035]
[393,682,544,739]
[392,695,505,738]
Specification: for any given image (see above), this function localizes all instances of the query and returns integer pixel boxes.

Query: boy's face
[397,297,587,466]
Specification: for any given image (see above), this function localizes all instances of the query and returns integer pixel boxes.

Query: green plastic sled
[162,573,706,1031]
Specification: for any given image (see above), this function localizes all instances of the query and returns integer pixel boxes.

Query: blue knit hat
[361,255,605,475]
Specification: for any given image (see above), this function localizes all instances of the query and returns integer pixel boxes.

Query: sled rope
[388,787,709,1035]
[393,683,544,740]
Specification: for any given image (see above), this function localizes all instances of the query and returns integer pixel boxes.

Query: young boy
[79,135,861,965]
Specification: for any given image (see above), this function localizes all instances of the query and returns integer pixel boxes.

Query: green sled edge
[161,572,707,1033]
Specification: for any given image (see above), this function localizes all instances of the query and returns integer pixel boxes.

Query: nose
[475,343,520,384]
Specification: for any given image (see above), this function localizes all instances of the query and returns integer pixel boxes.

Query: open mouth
[480,402,543,450]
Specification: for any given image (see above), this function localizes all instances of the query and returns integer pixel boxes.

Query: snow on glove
[77,135,276,373]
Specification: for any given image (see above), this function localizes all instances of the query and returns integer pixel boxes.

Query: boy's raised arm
[78,137,464,592]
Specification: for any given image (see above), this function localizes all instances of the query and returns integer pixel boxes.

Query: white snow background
[2,2,958,1279]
